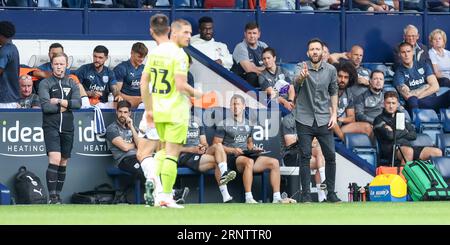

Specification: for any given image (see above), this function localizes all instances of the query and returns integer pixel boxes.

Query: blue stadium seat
[413,109,442,145]
[437,134,450,157]
[344,133,377,166]
[106,166,141,204]
[410,133,435,148]
[437,87,450,97]
[440,109,450,133]
[431,157,450,184]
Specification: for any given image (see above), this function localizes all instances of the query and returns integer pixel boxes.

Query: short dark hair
[230,94,246,105]
[370,69,384,79]
[198,16,213,26]
[131,42,148,56]
[384,91,399,100]
[398,41,413,51]
[245,22,259,31]
[93,45,109,56]
[49,43,64,52]
[0,21,16,39]
[307,38,324,49]
[117,100,131,110]
[335,62,357,87]
[262,47,276,57]
[150,13,170,36]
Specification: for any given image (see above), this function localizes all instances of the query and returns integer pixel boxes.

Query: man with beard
[294,38,341,203]
[74,45,118,107]
[333,62,372,141]
[106,100,147,197]
[190,16,233,70]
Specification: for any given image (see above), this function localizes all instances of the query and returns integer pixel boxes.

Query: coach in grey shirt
[294,38,340,203]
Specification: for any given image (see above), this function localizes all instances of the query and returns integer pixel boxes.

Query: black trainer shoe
[48,196,61,204]
[56,194,63,204]
[219,170,236,185]
[301,193,312,203]
[326,192,342,203]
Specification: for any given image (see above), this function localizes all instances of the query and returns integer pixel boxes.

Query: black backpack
[71,183,126,204]
[14,166,48,204]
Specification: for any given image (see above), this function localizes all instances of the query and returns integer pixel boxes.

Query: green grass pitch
[1,202,450,225]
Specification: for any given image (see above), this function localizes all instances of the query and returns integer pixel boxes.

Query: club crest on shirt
[418,68,424,75]
[102,75,109,84]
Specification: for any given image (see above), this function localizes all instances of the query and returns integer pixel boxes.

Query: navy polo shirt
[74,63,117,103]
[113,60,143,97]
[0,41,20,103]
[394,61,434,91]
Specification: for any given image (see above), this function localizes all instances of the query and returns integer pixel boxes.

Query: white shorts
[138,111,159,140]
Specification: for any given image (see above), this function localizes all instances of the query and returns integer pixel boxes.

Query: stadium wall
[1,9,450,63]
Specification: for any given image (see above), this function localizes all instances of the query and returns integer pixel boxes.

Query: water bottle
[108,93,114,108]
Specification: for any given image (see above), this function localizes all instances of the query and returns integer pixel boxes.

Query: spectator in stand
[351,0,395,11]
[0,21,20,109]
[231,22,268,87]
[190,16,233,70]
[38,0,62,8]
[328,45,371,98]
[354,70,386,129]
[394,24,431,70]
[428,29,450,87]
[90,0,114,7]
[74,45,118,107]
[348,45,371,98]
[333,62,372,141]
[113,42,148,109]
[316,0,341,10]
[18,75,40,108]
[373,91,442,165]
[322,43,330,63]
[394,42,450,114]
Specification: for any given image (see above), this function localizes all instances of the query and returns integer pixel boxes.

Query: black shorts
[381,146,425,163]
[178,152,202,171]
[412,146,425,161]
[118,155,145,181]
[43,128,74,159]
[226,154,259,171]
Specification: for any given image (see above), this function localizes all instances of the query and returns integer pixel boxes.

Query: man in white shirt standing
[190,16,233,70]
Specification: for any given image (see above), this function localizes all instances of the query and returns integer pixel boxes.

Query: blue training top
[394,60,434,91]
[113,60,143,97]
[0,41,20,103]
[74,63,117,103]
